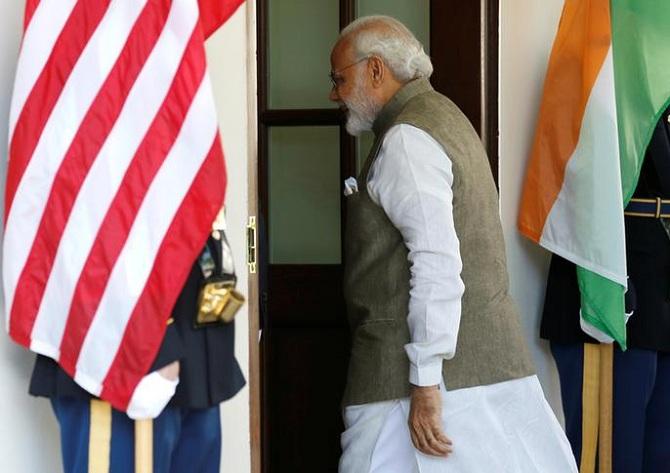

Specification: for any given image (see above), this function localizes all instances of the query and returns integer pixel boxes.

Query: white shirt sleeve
[367,124,465,387]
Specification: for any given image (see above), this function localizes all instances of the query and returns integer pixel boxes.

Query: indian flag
[518,0,670,348]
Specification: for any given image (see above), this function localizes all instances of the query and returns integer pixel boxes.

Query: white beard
[342,77,381,136]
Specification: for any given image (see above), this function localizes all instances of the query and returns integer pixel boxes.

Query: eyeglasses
[329,56,370,89]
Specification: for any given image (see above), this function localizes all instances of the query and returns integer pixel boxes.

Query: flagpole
[135,419,153,473]
[598,344,613,473]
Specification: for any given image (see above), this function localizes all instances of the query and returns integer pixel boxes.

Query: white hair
[340,15,433,82]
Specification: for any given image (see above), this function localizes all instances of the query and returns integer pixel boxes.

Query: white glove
[126,370,179,420]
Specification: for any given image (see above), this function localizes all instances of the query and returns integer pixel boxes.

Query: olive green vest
[342,79,534,407]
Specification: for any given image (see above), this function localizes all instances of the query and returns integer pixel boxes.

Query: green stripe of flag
[612,0,670,204]
[577,267,626,349]
[576,0,670,348]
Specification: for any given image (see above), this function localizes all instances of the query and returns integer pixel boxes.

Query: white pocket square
[344,177,358,196]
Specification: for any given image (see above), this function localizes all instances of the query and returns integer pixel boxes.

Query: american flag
[3,0,243,411]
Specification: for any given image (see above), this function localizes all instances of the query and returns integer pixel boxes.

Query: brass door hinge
[247,216,257,274]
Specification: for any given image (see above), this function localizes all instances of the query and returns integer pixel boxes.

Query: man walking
[331,16,576,472]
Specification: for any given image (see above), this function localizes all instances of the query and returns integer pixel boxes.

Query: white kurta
[339,125,577,473]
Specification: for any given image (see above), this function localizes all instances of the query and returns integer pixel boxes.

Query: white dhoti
[339,376,577,473]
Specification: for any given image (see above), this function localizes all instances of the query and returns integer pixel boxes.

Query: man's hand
[158,361,180,381]
[408,385,453,457]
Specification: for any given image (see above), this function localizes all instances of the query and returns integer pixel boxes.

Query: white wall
[499,0,565,417]
[207,4,252,472]
[0,3,253,472]
[0,4,64,472]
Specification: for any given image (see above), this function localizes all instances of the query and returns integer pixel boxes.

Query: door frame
[254,2,357,470]
[430,0,499,180]
[245,1,262,472]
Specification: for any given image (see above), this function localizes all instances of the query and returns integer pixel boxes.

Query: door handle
[247,216,257,274]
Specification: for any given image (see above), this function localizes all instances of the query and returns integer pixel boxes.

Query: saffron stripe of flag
[4,0,244,411]
[519,0,627,346]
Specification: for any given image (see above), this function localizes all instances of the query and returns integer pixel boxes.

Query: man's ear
[369,56,385,88]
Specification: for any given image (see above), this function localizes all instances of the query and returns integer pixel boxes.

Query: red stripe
[100,137,226,410]
[6,0,111,223]
[58,28,206,374]
[197,0,245,39]
[8,1,171,346]
[24,0,41,31]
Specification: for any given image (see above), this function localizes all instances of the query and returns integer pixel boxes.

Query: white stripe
[75,75,218,394]
[8,0,78,140]
[28,0,199,355]
[540,47,627,286]
[4,0,147,332]
[579,314,614,344]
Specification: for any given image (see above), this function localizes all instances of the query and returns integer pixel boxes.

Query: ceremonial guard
[541,107,670,472]
[29,220,246,473]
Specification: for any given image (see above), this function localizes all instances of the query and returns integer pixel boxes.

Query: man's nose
[329,87,339,102]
